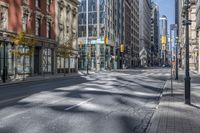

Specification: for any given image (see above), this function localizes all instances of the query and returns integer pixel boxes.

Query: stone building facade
[124,0,139,68]
[151,2,160,66]
[179,0,198,72]
[55,0,79,73]
[196,0,200,73]
[139,0,152,67]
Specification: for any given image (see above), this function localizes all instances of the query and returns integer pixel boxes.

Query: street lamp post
[183,0,191,104]
[175,37,179,80]
[2,33,7,83]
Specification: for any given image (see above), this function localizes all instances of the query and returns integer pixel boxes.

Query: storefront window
[7,44,14,75]
[42,48,52,73]
[16,46,31,74]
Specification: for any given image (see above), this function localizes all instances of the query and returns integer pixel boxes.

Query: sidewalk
[147,72,200,133]
[0,71,95,86]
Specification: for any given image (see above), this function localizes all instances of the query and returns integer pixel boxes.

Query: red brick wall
[51,0,55,40]
[0,0,23,32]
[0,0,55,40]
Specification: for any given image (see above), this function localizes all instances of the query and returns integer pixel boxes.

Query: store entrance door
[34,47,41,75]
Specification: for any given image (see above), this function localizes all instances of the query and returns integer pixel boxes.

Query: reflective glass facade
[78,0,114,71]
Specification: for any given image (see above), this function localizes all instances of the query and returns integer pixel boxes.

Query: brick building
[0,0,57,81]
[0,0,78,79]
[0,0,78,82]
[124,0,139,68]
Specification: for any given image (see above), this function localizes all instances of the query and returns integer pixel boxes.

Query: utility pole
[183,0,191,104]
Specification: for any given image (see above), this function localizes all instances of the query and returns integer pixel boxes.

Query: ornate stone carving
[59,23,64,31]
[66,4,71,13]
[56,0,78,46]
[72,8,77,16]
[0,5,8,30]
[46,15,52,23]
[23,0,29,5]
[58,0,64,10]
[22,6,31,19]
[35,10,44,23]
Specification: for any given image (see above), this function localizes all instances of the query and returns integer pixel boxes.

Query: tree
[12,32,36,79]
[56,34,77,76]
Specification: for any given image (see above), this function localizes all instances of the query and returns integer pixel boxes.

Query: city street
[0,68,170,133]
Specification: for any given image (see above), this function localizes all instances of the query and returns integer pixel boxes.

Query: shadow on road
[0,70,169,133]
[0,75,93,109]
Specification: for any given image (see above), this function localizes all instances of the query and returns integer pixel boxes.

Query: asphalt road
[0,68,170,133]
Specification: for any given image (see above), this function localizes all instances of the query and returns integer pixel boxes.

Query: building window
[22,14,28,32]
[23,0,29,5]
[78,26,86,37]
[46,0,51,12]
[16,46,31,74]
[79,0,86,12]
[42,48,52,73]
[88,0,97,12]
[99,0,105,11]
[35,18,41,36]
[78,13,86,25]
[46,21,51,38]
[88,12,97,24]
[88,25,97,37]
[0,6,8,30]
[35,0,41,8]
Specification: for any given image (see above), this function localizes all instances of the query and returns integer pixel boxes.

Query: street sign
[172,61,176,65]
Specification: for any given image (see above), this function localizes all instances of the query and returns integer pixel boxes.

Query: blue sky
[153,0,175,29]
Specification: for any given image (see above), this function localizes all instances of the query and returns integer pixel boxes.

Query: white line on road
[0,95,29,105]
[65,98,93,111]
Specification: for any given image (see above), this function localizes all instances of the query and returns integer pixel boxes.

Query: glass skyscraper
[78,0,115,71]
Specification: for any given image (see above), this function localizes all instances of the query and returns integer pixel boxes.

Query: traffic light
[120,44,125,53]
[104,35,108,45]
[161,36,166,45]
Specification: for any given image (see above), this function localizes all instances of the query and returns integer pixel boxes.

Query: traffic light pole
[184,0,191,105]
[2,41,6,83]
[170,26,173,96]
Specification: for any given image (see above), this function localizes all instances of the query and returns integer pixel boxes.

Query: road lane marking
[0,95,29,105]
[1,110,27,120]
[65,98,93,111]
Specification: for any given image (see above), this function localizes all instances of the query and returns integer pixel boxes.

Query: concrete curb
[0,73,81,87]
[145,79,169,133]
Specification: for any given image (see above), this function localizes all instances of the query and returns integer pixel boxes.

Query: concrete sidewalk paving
[146,74,200,133]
